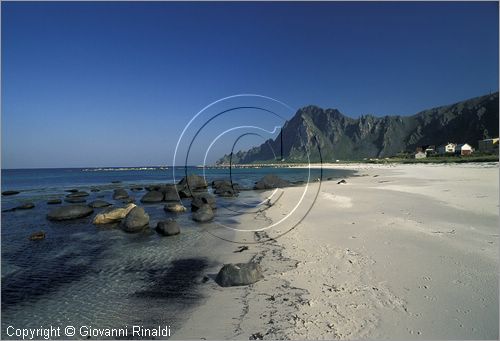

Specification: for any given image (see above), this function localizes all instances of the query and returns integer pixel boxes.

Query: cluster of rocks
[140,184,179,203]
[20,173,293,249]
[38,175,217,240]
[211,180,239,197]
[11,174,299,290]
[176,174,209,198]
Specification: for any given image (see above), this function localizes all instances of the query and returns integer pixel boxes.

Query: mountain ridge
[217,92,499,163]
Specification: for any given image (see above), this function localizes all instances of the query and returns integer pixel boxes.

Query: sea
[1,166,355,339]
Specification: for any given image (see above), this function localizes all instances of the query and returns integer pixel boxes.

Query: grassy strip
[366,155,499,164]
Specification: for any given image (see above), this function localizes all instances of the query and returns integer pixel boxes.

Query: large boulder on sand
[121,206,149,233]
[254,174,290,190]
[47,205,94,221]
[113,188,129,200]
[191,193,216,211]
[93,203,136,224]
[164,203,187,213]
[215,262,264,287]
[140,190,163,203]
[156,219,180,236]
[192,204,214,222]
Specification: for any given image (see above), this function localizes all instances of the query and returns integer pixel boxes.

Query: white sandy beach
[173,163,499,340]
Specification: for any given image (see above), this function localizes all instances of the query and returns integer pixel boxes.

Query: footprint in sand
[408,329,422,335]
[424,295,437,302]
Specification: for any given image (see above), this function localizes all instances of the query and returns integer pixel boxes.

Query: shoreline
[173,162,499,339]
[2,163,498,339]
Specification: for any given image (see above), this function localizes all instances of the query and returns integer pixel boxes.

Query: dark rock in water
[337,179,347,184]
[211,179,230,188]
[130,187,143,192]
[2,190,19,196]
[113,188,129,200]
[254,174,290,190]
[192,204,214,222]
[164,202,187,213]
[178,188,193,198]
[3,202,35,212]
[47,205,94,221]
[17,203,35,210]
[90,188,100,192]
[140,190,163,203]
[2,202,35,212]
[66,191,89,198]
[65,197,86,203]
[213,181,238,197]
[177,174,208,195]
[191,193,216,211]
[121,197,135,204]
[156,219,180,236]
[93,203,135,224]
[66,189,79,193]
[111,180,122,183]
[47,199,62,205]
[215,262,264,287]
[121,206,149,232]
[29,231,46,241]
[88,200,112,208]
[161,185,179,202]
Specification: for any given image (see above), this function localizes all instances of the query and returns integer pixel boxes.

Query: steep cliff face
[217,92,499,163]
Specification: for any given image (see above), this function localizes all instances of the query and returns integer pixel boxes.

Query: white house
[415,151,426,159]
[437,142,456,154]
[456,143,473,156]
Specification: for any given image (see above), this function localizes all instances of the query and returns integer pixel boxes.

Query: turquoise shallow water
[1,166,354,338]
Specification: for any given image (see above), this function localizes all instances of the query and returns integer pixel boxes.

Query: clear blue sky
[2,1,498,168]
